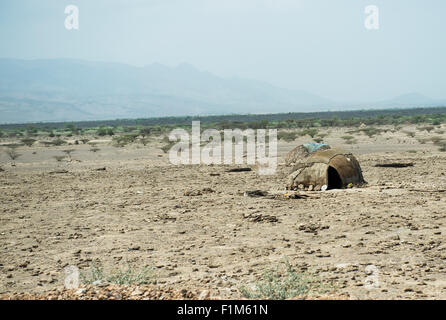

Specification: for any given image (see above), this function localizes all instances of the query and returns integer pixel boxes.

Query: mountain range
[0,58,444,124]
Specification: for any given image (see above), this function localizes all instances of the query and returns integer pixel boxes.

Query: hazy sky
[0,0,445,102]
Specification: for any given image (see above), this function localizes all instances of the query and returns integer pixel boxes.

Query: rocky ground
[0,125,445,300]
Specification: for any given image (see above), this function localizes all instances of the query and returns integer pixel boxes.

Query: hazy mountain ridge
[0,58,335,123]
[0,59,444,123]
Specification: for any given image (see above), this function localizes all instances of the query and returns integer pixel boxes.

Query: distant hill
[0,59,332,123]
[1,59,444,124]
[380,92,441,106]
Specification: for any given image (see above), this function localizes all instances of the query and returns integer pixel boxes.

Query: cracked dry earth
[0,139,446,299]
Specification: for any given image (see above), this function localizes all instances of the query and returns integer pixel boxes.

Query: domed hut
[285,144,366,191]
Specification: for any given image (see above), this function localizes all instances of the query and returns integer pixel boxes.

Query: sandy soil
[1,125,446,299]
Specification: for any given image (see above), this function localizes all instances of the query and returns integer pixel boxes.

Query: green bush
[80,263,156,286]
[240,261,333,300]
[361,127,383,138]
[277,131,298,142]
[52,138,67,146]
[418,126,435,133]
[21,138,36,147]
[139,127,152,137]
[112,134,138,147]
[301,128,318,138]
[97,127,115,136]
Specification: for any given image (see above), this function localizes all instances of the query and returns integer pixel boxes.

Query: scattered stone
[226,167,252,173]
[244,190,268,197]
[198,290,210,300]
[49,170,69,174]
[131,288,143,296]
[243,212,278,223]
[75,288,86,295]
[297,223,329,235]
[184,188,215,196]
[375,163,414,168]
[201,188,215,194]
[0,285,197,300]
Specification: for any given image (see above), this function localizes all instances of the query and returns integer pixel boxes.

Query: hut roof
[286,145,366,191]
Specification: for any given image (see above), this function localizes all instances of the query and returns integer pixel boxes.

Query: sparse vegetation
[62,149,75,161]
[160,136,176,153]
[345,139,358,144]
[2,107,446,300]
[112,134,139,147]
[341,135,355,141]
[5,148,22,163]
[2,143,24,149]
[433,139,446,152]
[361,127,383,138]
[97,127,115,136]
[240,261,333,300]
[430,136,443,144]
[277,131,298,142]
[1,107,446,139]
[21,138,36,147]
[418,126,435,133]
[140,138,151,146]
[301,128,318,138]
[40,140,60,147]
[139,127,152,138]
[341,135,357,144]
[80,263,156,286]
[52,138,67,146]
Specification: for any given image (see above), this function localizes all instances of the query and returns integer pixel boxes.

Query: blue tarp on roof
[303,142,328,154]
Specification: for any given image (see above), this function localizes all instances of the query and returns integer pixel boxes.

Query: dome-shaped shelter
[286,146,366,191]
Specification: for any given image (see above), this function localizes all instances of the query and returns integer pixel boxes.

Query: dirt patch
[1,126,446,299]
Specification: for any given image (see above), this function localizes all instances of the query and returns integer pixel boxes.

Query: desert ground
[0,125,445,299]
